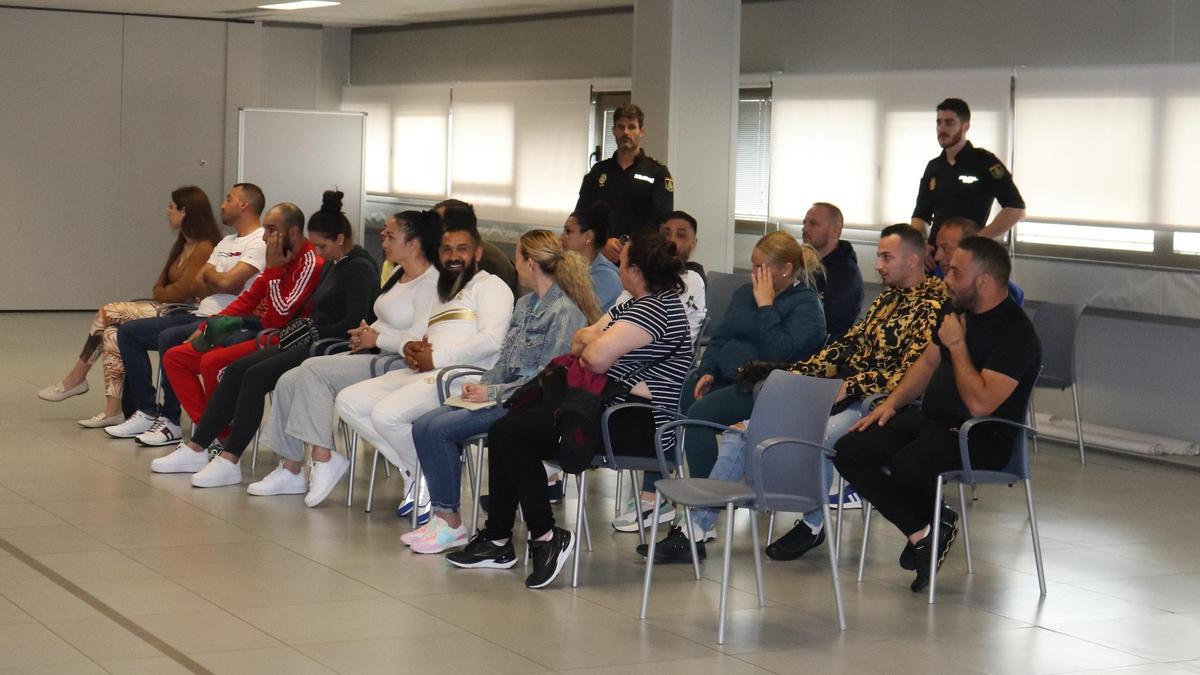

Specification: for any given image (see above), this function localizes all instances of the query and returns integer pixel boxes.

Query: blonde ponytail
[754,230,825,289]
[519,230,602,324]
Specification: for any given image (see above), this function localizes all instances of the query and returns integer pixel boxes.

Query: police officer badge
[929,177,936,191]
[988,163,1005,179]
[598,173,607,187]
[664,176,674,193]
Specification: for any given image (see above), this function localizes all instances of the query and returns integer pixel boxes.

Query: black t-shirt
[912,142,1025,244]
[575,149,673,239]
[922,297,1041,427]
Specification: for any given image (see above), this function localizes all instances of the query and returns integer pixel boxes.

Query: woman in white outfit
[251,210,441,505]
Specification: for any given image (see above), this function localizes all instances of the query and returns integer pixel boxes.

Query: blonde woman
[404,229,599,554]
[39,186,221,427]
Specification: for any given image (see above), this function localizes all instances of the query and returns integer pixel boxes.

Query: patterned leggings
[81,301,159,399]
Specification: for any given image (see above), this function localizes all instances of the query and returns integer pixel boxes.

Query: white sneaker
[78,412,124,429]
[410,518,469,554]
[305,453,350,507]
[612,501,676,533]
[150,443,210,474]
[135,417,182,446]
[38,380,88,402]
[191,455,243,488]
[247,463,306,496]
[105,410,158,438]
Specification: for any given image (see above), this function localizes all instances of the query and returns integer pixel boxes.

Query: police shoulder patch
[664,176,674,193]
[598,173,607,187]
[988,163,1006,179]
[929,177,936,191]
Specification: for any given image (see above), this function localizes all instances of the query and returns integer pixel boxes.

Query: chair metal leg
[639,490,665,619]
[411,459,422,529]
[571,471,588,588]
[1025,479,1047,596]
[1071,383,1086,465]
[365,448,379,513]
[340,422,357,507]
[576,473,592,553]
[614,469,624,517]
[251,429,260,471]
[834,477,846,563]
[464,445,477,504]
[1028,395,1039,456]
[856,501,872,582]
[681,506,702,580]
[634,476,648,547]
[749,510,766,607]
[766,511,776,546]
[928,476,945,604]
[470,443,485,534]
[957,482,974,574]
[717,502,736,644]
[823,502,847,630]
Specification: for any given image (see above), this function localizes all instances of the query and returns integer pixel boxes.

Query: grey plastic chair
[1028,302,1086,463]
[640,371,845,642]
[698,272,742,349]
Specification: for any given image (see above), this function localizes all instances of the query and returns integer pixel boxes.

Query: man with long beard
[333,219,514,520]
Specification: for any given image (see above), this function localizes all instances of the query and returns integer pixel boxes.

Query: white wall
[0,7,350,310]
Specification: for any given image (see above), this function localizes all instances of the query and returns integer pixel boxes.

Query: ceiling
[0,0,632,28]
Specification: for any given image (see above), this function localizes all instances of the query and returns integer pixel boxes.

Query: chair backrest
[701,271,743,338]
[743,371,842,513]
[1029,302,1084,389]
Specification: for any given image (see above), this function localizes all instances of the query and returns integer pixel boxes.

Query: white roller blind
[769,70,1011,228]
[735,95,771,219]
[450,80,591,227]
[342,84,451,199]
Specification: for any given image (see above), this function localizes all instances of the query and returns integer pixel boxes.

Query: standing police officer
[576,104,673,262]
[911,98,1025,255]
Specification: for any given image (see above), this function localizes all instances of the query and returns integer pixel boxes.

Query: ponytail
[518,229,602,323]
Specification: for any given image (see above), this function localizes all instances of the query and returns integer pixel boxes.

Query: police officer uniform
[912,141,1024,243]
[575,149,673,239]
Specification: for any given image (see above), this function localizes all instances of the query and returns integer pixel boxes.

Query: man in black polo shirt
[576,104,673,262]
[833,236,1041,593]
[911,98,1025,257]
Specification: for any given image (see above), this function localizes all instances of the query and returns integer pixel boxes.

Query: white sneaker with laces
[247,463,306,496]
[612,501,676,533]
[305,453,350,507]
[135,417,182,447]
[78,413,124,429]
[150,443,210,474]
[105,410,158,438]
[191,455,243,488]
[38,380,88,402]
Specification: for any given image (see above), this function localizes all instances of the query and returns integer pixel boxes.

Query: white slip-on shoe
[78,413,124,429]
[191,455,243,488]
[105,411,158,438]
[38,380,89,402]
[150,443,210,474]
[304,453,350,508]
[135,417,182,447]
[247,463,306,496]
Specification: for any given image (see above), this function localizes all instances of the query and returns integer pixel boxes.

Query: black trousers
[482,399,656,541]
[832,407,1010,537]
[191,345,311,457]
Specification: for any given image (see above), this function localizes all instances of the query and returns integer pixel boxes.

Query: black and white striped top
[606,290,694,452]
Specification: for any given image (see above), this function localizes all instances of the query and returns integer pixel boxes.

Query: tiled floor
[3,311,1200,674]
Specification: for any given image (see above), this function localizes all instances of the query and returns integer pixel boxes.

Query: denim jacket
[479,283,589,402]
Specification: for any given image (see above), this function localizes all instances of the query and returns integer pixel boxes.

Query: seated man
[641,225,947,562]
[934,216,1025,306]
[660,210,705,282]
[801,201,864,340]
[834,237,1041,592]
[106,183,267,445]
[612,213,706,345]
[150,202,323,473]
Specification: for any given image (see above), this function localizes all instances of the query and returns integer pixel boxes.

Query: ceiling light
[258,1,340,10]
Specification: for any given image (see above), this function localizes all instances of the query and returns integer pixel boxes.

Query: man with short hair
[150,203,324,474]
[108,183,268,445]
[802,202,864,340]
[576,103,674,262]
[435,199,519,296]
[912,98,1025,253]
[660,210,704,280]
[934,216,1024,305]
[835,237,1041,592]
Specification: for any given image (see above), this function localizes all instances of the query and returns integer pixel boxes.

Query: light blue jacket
[480,283,589,401]
[590,254,623,312]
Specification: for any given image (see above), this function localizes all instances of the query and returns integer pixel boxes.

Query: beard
[437,260,478,302]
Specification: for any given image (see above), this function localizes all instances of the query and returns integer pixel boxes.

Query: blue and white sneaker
[396,475,432,525]
[829,483,862,510]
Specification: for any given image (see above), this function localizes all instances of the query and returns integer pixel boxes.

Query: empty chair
[1028,302,1086,463]
[698,270,741,347]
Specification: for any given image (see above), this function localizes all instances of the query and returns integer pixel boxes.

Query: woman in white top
[250,210,442,504]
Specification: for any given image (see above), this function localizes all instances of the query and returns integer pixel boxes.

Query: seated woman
[404,229,600,553]
[447,231,693,590]
[617,231,827,535]
[257,210,442,505]
[150,191,381,489]
[561,205,622,312]
[38,186,220,427]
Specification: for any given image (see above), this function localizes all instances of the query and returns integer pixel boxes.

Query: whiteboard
[237,108,366,241]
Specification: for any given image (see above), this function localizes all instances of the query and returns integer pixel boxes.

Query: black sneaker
[900,505,959,571]
[910,518,958,592]
[764,520,825,561]
[525,527,576,589]
[635,526,707,563]
[445,532,517,569]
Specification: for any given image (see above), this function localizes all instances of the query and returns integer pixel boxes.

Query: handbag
[278,317,319,351]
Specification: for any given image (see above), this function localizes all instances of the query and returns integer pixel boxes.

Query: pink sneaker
[400,521,436,547]
[410,518,469,554]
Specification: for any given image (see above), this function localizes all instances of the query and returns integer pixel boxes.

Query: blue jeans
[116,314,200,423]
[412,403,508,513]
[687,405,864,534]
